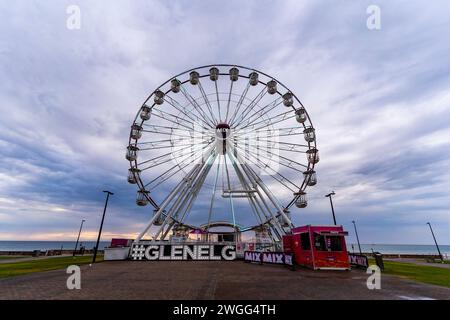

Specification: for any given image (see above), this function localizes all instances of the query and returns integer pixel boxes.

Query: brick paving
[0,261,449,300]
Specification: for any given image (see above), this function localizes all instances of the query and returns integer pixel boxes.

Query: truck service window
[314,234,327,251]
[327,236,342,251]
[300,232,311,250]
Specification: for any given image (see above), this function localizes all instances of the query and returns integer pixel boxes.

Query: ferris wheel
[126,64,319,244]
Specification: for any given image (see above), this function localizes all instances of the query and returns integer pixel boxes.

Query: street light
[427,222,443,262]
[352,220,362,255]
[92,190,114,264]
[325,191,337,225]
[73,219,85,257]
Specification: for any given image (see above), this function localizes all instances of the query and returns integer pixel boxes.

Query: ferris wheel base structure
[125,64,320,255]
[104,223,351,271]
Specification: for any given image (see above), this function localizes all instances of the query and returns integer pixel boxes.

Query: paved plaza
[1,261,449,300]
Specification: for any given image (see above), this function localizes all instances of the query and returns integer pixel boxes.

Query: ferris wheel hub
[215,123,231,155]
[215,123,231,139]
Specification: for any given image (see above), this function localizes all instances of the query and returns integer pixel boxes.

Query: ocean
[346,243,450,256]
[0,241,449,255]
[0,241,111,252]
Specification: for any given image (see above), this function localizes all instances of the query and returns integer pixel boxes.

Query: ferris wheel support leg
[237,162,287,238]
[206,160,221,239]
[153,186,192,240]
[178,151,215,224]
[175,151,217,221]
[226,149,282,242]
[153,175,196,240]
[134,162,202,243]
[153,153,216,240]
[228,156,265,224]
[244,162,294,230]
[228,142,294,231]
[252,191,284,240]
[161,219,177,240]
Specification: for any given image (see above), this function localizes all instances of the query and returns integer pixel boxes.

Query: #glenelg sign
[131,244,236,261]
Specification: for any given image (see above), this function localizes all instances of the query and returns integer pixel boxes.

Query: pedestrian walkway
[1,261,449,300]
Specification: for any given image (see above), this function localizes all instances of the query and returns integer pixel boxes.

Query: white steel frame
[127,64,318,245]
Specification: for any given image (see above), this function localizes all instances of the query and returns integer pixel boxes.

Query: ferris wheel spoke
[224,80,234,123]
[150,112,194,133]
[228,83,250,126]
[138,143,206,169]
[142,123,194,138]
[235,97,283,131]
[237,127,303,136]
[257,144,306,153]
[197,80,219,125]
[141,129,193,139]
[164,95,211,129]
[142,123,210,139]
[234,140,308,154]
[138,139,212,151]
[240,144,308,172]
[234,142,307,174]
[180,85,216,127]
[230,85,266,127]
[144,157,214,198]
[234,132,304,142]
[246,110,295,131]
[137,137,209,148]
[180,86,215,127]
[230,86,266,127]
[146,148,210,190]
[151,108,201,132]
[214,80,222,122]
[233,138,308,152]
[233,145,299,191]
[246,158,297,192]
[136,138,175,147]
[146,160,189,190]
[153,107,197,127]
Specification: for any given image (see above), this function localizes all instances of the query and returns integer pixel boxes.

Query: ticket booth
[283,225,350,270]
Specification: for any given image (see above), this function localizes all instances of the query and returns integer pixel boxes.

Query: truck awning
[314,231,349,236]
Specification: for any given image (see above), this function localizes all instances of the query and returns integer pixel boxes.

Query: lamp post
[92,190,113,264]
[73,219,85,257]
[325,191,337,225]
[427,222,443,261]
[352,220,362,255]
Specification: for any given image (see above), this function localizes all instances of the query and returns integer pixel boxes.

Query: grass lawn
[369,259,450,288]
[0,255,103,279]
[0,256,30,260]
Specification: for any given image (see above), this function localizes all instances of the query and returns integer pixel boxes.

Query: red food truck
[283,225,350,270]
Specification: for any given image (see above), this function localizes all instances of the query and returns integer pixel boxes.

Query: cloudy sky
[0,0,449,245]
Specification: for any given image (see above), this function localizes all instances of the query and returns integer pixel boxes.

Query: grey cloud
[0,1,449,243]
